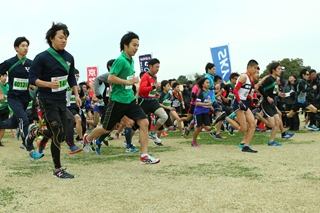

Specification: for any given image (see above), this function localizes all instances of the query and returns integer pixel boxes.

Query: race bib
[227,92,234,100]
[52,75,68,92]
[70,95,76,104]
[125,75,133,90]
[172,99,180,107]
[148,89,157,97]
[13,78,28,91]
[163,99,171,107]
[273,85,278,94]
[204,98,211,108]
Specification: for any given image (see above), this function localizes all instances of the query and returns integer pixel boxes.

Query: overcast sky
[0,0,319,82]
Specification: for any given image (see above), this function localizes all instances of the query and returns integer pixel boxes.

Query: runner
[225,59,259,153]
[258,62,286,146]
[138,58,168,145]
[83,31,160,164]
[0,37,42,158]
[27,22,82,178]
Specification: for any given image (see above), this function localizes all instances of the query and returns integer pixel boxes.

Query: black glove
[238,101,246,110]
[252,98,259,104]
[96,94,103,100]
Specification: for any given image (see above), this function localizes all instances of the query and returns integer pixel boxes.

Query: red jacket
[139,72,157,98]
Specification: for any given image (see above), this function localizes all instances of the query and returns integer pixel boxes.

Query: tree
[260,58,312,79]
[176,75,188,84]
[194,73,205,81]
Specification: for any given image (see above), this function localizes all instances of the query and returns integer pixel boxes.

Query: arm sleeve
[233,82,243,102]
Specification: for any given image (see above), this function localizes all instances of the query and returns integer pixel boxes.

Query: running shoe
[214,111,226,124]
[29,150,44,160]
[191,141,199,147]
[83,134,91,153]
[95,139,101,155]
[53,168,74,179]
[183,127,190,139]
[268,141,282,146]
[123,141,136,148]
[69,145,83,154]
[126,145,139,153]
[242,146,258,153]
[115,132,120,139]
[140,155,160,164]
[308,125,319,131]
[228,126,235,136]
[281,132,294,140]
[154,141,163,146]
[25,124,38,147]
[149,131,162,143]
[0,142,4,147]
[214,133,222,139]
[161,131,169,137]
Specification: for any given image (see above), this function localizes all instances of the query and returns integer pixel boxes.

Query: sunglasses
[305,73,310,76]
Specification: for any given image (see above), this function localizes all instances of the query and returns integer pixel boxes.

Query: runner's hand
[51,78,59,89]
[76,96,82,107]
[130,76,139,84]
[238,101,246,110]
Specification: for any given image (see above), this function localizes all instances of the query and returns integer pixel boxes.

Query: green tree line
[175,58,315,84]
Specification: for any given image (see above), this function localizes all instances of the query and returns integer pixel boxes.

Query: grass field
[1,125,320,213]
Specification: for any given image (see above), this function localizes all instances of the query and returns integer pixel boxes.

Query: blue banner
[139,54,152,73]
[210,45,232,83]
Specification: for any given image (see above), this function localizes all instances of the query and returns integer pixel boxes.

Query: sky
[1,0,319,83]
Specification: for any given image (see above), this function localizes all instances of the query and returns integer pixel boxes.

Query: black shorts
[138,99,162,114]
[261,100,278,117]
[102,100,147,131]
[67,107,79,116]
[195,114,211,127]
[187,104,195,114]
[40,99,67,130]
[292,101,311,112]
[0,107,9,121]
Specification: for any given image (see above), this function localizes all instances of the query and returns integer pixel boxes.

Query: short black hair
[14,37,29,48]
[300,68,309,78]
[74,69,79,74]
[229,72,240,81]
[214,75,222,82]
[205,62,215,73]
[120,32,139,51]
[269,62,281,74]
[46,22,69,46]
[148,58,160,67]
[106,59,115,71]
[197,78,209,88]
[161,80,170,91]
[247,59,258,68]
[310,69,317,74]
[172,82,179,89]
